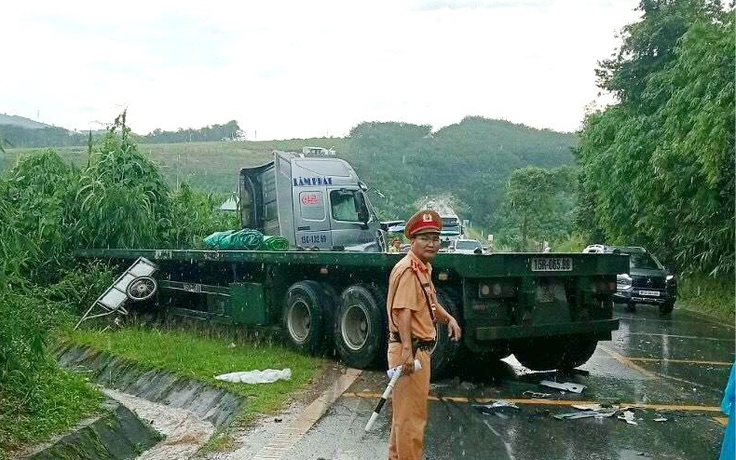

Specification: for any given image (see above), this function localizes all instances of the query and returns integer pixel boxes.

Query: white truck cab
[239,150,382,250]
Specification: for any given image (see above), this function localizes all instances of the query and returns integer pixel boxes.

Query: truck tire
[283,281,326,356]
[659,301,675,315]
[334,284,386,369]
[431,288,464,380]
[513,334,598,371]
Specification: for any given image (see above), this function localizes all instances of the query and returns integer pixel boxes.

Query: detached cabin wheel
[430,288,464,380]
[513,334,598,371]
[283,281,325,355]
[334,284,386,369]
[127,276,157,301]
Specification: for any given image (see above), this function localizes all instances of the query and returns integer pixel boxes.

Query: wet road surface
[284,306,734,459]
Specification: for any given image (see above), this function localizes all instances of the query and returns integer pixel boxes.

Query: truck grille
[631,275,666,289]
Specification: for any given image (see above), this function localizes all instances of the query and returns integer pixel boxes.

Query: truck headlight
[666,275,674,282]
[616,274,632,289]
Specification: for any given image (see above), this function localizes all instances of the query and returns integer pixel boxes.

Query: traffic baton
[364,359,421,432]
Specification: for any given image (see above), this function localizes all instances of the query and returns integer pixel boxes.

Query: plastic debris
[571,404,602,411]
[474,400,520,410]
[540,380,586,394]
[523,390,553,399]
[653,416,668,422]
[618,410,638,425]
[215,368,292,384]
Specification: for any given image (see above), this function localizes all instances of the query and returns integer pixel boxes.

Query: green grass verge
[0,360,104,459]
[62,325,324,424]
[677,273,735,323]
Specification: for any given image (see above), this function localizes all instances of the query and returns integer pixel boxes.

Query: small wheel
[126,276,157,301]
[334,284,386,369]
[659,301,675,315]
[431,288,464,380]
[283,281,325,355]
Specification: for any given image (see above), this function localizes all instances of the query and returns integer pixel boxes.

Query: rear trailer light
[478,281,514,298]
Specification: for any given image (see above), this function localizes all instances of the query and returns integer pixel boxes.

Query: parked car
[582,245,677,314]
[447,238,484,254]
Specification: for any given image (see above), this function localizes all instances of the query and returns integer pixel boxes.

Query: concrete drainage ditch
[25,343,248,459]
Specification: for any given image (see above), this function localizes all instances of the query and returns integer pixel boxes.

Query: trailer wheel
[334,284,386,369]
[283,281,325,356]
[127,276,157,302]
[431,288,464,380]
[513,334,598,371]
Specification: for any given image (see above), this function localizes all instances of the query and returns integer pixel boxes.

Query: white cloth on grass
[215,368,291,384]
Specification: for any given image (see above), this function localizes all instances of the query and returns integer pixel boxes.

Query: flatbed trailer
[76,247,628,378]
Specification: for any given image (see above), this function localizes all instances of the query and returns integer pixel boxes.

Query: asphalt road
[283,305,734,460]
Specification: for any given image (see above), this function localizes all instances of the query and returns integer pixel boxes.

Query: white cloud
[0,0,641,138]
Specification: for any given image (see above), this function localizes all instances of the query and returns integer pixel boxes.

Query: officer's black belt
[389,332,435,351]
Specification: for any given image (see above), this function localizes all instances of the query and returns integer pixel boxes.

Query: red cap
[404,209,442,238]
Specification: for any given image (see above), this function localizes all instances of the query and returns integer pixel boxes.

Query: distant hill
[344,117,578,228]
[0,114,53,130]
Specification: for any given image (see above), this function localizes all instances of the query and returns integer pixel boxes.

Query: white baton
[364,359,422,432]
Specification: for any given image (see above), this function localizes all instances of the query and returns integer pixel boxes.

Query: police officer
[386,209,462,460]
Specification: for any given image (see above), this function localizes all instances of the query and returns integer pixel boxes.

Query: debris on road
[653,416,668,422]
[473,400,520,411]
[540,380,586,394]
[554,409,617,420]
[618,410,638,425]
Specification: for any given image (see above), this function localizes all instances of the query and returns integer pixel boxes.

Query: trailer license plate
[639,290,660,296]
[531,258,572,272]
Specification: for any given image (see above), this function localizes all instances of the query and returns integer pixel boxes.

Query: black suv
[583,245,677,314]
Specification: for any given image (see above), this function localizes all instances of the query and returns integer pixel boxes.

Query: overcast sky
[2,0,641,140]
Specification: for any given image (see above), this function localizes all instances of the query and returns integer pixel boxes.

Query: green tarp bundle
[261,235,289,251]
[204,229,289,251]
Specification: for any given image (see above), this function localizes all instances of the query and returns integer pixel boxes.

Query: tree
[578,1,734,275]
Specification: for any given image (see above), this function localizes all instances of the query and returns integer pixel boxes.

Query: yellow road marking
[626,357,733,366]
[253,368,362,460]
[713,417,729,426]
[342,391,722,413]
[598,345,658,378]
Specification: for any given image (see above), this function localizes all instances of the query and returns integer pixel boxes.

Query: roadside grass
[62,324,325,425]
[677,273,735,324]
[0,360,104,460]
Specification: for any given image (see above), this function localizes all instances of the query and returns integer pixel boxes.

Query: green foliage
[168,183,239,248]
[577,1,734,276]
[0,111,247,456]
[677,272,735,322]
[0,359,103,456]
[143,120,244,143]
[0,150,78,284]
[74,111,172,248]
[497,166,577,250]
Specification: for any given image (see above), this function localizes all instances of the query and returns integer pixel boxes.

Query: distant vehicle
[582,245,677,314]
[446,238,484,254]
[302,146,336,156]
[419,199,463,240]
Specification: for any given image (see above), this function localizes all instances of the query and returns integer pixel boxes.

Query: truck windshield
[629,253,662,270]
[330,189,369,222]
